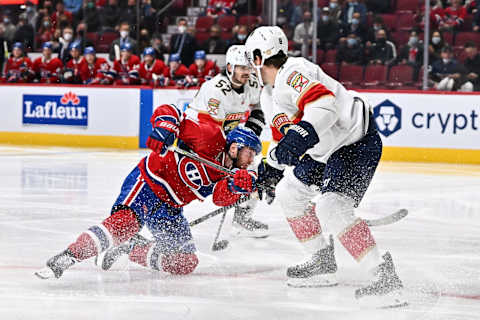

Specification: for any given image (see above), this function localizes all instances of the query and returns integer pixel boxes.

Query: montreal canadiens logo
[178,157,211,190]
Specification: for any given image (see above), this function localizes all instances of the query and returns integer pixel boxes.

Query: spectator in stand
[139,47,166,87]
[232,0,254,16]
[327,0,343,22]
[32,41,63,83]
[317,7,340,50]
[109,22,138,62]
[294,10,314,58]
[367,16,387,43]
[341,0,367,27]
[341,11,368,42]
[202,24,227,54]
[119,0,139,27]
[431,46,470,91]
[24,1,39,28]
[151,33,168,61]
[74,22,93,49]
[57,26,75,64]
[1,42,34,83]
[337,33,365,65]
[50,1,73,31]
[37,16,54,48]
[82,0,101,33]
[429,30,445,63]
[170,18,197,67]
[2,14,16,42]
[63,0,83,17]
[278,0,298,29]
[37,0,55,27]
[416,0,445,30]
[397,30,424,72]
[163,53,189,86]
[365,0,392,13]
[14,14,35,50]
[80,46,111,84]
[439,0,467,32]
[366,28,397,65]
[62,41,87,84]
[138,28,152,54]
[100,0,121,32]
[464,41,480,91]
[187,50,220,85]
[112,42,140,85]
[207,0,236,18]
[230,25,249,45]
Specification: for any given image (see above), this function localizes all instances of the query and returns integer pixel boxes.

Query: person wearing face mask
[317,7,341,50]
[337,33,365,65]
[328,0,342,21]
[202,24,227,55]
[366,28,397,65]
[24,1,38,28]
[342,11,368,43]
[429,30,444,63]
[367,16,386,43]
[82,0,101,33]
[109,22,138,62]
[230,25,249,46]
[38,17,54,48]
[2,15,17,42]
[431,45,470,91]
[170,18,197,67]
[294,11,315,58]
[57,26,74,64]
[397,30,424,73]
[50,1,73,31]
[341,0,367,28]
[13,14,34,50]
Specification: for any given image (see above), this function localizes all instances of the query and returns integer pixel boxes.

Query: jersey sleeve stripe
[296,82,334,113]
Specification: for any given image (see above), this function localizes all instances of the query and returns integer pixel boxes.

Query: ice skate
[355,252,407,308]
[287,235,338,287]
[97,234,150,271]
[232,205,269,238]
[35,249,77,279]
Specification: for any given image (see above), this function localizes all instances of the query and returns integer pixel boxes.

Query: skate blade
[287,273,338,288]
[357,288,408,309]
[34,267,55,279]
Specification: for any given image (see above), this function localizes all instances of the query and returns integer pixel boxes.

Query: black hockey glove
[257,158,284,205]
[245,109,265,136]
[275,120,319,166]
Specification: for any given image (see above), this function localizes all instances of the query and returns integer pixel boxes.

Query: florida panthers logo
[178,157,211,190]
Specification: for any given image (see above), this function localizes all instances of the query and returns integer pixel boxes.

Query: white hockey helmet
[245,26,288,86]
[225,45,250,85]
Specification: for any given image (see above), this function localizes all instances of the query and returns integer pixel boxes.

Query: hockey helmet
[12,42,24,50]
[226,126,262,155]
[194,50,206,60]
[143,47,156,57]
[169,53,181,63]
[225,45,249,85]
[42,41,53,50]
[84,46,95,55]
[120,42,133,52]
[69,40,82,51]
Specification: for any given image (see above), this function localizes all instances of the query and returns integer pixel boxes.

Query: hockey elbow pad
[245,109,265,136]
[275,120,319,166]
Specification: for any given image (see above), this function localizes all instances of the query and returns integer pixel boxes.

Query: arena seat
[218,15,236,31]
[195,31,210,45]
[395,0,420,12]
[97,31,118,52]
[396,12,416,31]
[455,32,480,47]
[321,63,339,79]
[362,64,388,87]
[195,16,214,33]
[379,14,397,31]
[324,49,337,63]
[387,64,415,88]
[339,64,364,87]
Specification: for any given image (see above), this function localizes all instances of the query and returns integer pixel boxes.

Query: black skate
[97,234,150,271]
[286,235,338,287]
[232,205,269,238]
[35,249,77,279]
[355,252,407,308]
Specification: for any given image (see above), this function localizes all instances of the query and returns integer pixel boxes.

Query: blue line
[139,89,153,148]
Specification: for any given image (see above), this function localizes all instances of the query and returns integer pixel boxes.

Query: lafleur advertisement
[23,92,88,126]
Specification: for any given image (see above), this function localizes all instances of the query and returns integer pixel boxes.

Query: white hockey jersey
[269,57,371,164]
[186,72,262,132]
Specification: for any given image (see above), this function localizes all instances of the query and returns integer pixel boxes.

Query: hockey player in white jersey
[245,26,406,307]
[186,45,268,238]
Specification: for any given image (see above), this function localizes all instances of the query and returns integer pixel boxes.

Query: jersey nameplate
[286,71,310,93]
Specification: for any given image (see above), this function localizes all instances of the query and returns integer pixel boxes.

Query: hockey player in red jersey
[35,103,261,279]
[163,53,189,86]
[112,42,141,85]
[138,47,166,87]
[80,46,112,85]
[62,41,87,84]
[187,50,220,86]
[1,42,34,83]
[32,42,64,83]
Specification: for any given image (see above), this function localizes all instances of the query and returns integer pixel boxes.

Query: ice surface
[0,146,479,320]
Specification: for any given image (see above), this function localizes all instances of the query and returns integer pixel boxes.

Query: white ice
[0,145,479,320]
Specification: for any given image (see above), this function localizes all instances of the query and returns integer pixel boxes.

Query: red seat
[379,14,396,31]
[97,31,118,52]
[387,64,414,88]
[195,31,210,45]
[455,32,480,46]
[463,15,474,30]
[218,15,236,31]
[85,32,97,45]
[362,64,388,87]
[396,0,420,12]
[221,31,232,41]
[443,32,454,45]
[396,12,415,31]
[195,16,214,32]
[238,15,257,27]
[391,31,410,47]
[321,63,339,79]
[324,49,337,63]
[454,46,468,63]
[339,64,364,87]
[316,49,324,65]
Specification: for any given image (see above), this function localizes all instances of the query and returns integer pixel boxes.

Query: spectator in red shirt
[1,42,34,83]
[440,0,467,31]
[80,46,111,84]
[112,42,141,85]
[207,0,236,18]
[416,1,445,30]
[37,16,54,48]
[62,41,87,84]
[32,42,64,83]
[163,53,189,86]
[50,1,73,31]
[139,47,166,87]
[187,50,220,86]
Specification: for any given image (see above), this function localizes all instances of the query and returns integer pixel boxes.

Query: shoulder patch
[207,98,220,115]
[286,71,310,93]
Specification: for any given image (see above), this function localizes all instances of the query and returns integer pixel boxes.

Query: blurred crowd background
[0,0,479,91]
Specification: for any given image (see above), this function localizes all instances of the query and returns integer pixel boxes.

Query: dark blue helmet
[12,42,24,50]
[120,42,133,52]
[42,41,53,50]
[84,46,95,55]
[143,47,155,57]
[169,53,181,63]
[194,50,206,60]
[226,127,262,155]
[69,40,82,51]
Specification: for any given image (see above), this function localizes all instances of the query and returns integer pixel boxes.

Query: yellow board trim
[261,141,480,164]
[0,132,138,149]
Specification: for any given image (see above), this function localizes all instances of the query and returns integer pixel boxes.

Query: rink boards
[0,84,479,164]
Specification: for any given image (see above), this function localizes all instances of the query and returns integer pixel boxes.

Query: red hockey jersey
[188,60,220,84]
[32,56,64,83]
[2,56,34,83]
[112,55,141,85]
[64,57,87,84]
[139,59,166,86]
[163,64,189,86]
[79,57,111,84]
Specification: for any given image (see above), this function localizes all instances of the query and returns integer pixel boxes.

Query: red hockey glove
[228,169,257,194]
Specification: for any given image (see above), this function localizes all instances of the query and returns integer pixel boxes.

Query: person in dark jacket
[336,33,365,65]
[109,22,138,62]
[463,41,480,91]
[169,18,197,67]
[431,46,470,91]
[366,28,397,65]
[317,7,341,50]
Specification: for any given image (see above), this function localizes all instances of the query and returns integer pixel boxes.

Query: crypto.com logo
[373,99,402,137]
